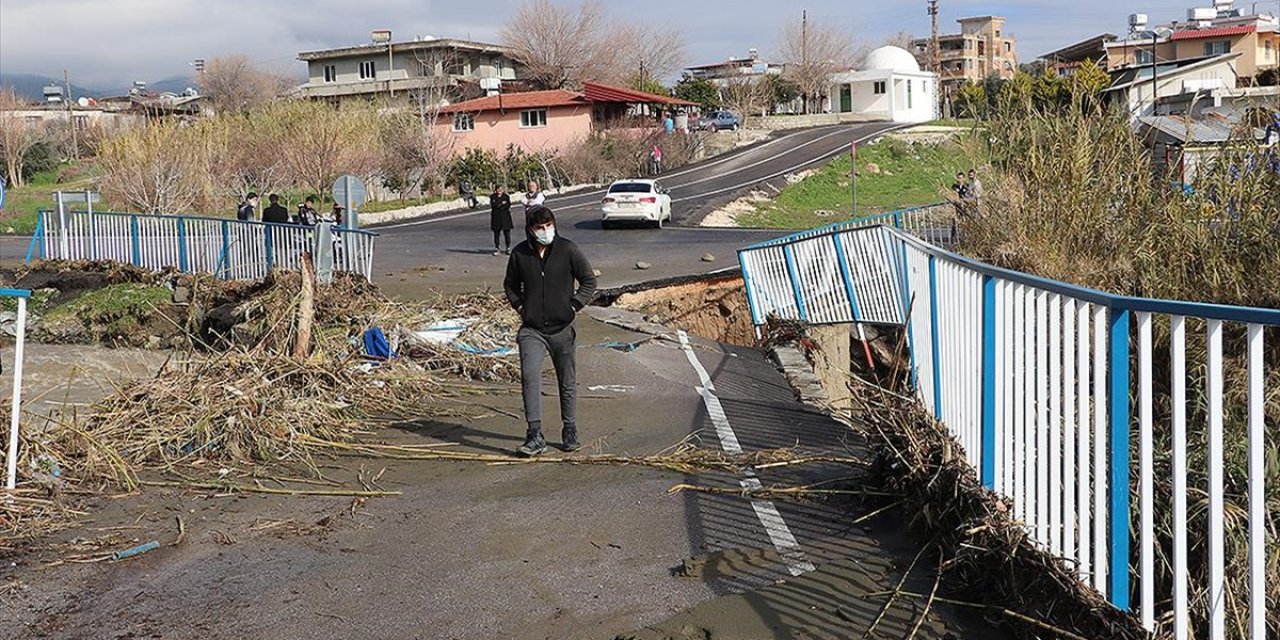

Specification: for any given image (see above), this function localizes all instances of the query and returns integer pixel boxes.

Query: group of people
[487,179,546,256]
[950,169,984,203]
[237,192,345,227]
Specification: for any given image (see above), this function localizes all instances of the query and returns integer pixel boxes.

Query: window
[73,115,89,130]
[1204,41,1230,56]
[359,60,376,80]
[964,39,973,50]
[978,41,986,56]
[907,79,913,109]
[995,30,1002,38]
[1005,42,1012,53]
[323,64,337,82]
[452,113,474,132]
[520,109,547,128]
[873,81,887,95]
[1267,40,1274,61]
[1136,49,1154,65]
[608,182,655,194]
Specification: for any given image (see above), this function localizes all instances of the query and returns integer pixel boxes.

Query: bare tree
[776,14,854,114]
[500,0,630,88]
[0,89,46,188]
[199,55,291,114]
[382,85,457,199]
[618,23,689,88]
[279,101,381,200]
[99,122,204,213]
[720,76,770,123]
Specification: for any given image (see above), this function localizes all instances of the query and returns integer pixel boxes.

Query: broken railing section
[738,214,1277,640]
[28,210,377,282]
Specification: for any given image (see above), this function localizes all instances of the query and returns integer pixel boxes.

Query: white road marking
[376,124,900,230]
[677,330,816,576]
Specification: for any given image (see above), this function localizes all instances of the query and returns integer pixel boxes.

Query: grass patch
[738,135,983,229]
[43,283,171,335]
[0,163,113,235]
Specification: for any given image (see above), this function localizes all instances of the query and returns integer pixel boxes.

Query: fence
[738,216,1276,640]
[1,287,31,491]
[28,211,377,281]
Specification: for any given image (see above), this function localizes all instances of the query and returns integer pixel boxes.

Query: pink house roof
[1170,25,1256,41]
[438,90,586,114]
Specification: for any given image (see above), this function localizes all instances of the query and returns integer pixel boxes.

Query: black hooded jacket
[503,235,596,334]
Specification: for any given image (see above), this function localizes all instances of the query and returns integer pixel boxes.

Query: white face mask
[533,225,555,245]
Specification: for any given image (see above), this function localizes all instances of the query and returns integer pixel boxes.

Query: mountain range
[0,73,198,102]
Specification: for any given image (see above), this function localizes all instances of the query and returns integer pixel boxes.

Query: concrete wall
[808,324,853,411]
[752,112,885,131]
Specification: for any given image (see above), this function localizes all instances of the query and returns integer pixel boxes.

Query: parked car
[695,110,741,132]
[600,179,672,229]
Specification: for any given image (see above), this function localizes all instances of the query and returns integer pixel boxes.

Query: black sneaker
[561,426,581,452]
[517,433,548,457]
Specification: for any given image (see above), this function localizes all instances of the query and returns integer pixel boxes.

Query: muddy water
[0,343,169,424]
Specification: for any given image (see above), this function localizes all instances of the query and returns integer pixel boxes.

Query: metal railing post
[219,220,231,280]
[928,255,943,418]
[264,224,275,271]
[832,234,862,322]
[176,217,189,273]
[1107,306,1132,610]
[24,215,44,265]
[129,214,141,267]
[980,275,997,488]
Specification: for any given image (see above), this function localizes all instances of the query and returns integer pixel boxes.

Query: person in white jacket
[522,180,545,221]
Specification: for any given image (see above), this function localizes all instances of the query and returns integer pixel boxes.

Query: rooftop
[298,37,512,61]
[437,82,695,115]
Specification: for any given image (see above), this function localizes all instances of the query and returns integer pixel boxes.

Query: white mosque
[830,46,939,124]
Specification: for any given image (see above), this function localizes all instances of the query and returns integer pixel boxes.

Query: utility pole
[928,0,944,117]
[801,10,809,113]
[64,69,78,161]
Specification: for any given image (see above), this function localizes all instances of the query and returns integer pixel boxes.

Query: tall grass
[959,98,1279,639]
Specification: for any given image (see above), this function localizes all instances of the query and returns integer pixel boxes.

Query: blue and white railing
[2,287,31,491]
[739,217,1275,640]
[28,211,377,281]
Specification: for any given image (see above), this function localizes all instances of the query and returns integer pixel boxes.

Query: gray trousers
[518,324,576,430]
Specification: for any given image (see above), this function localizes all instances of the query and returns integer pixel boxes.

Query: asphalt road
[368,122,901,298]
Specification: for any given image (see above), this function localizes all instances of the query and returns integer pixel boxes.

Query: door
[839,84,852,112]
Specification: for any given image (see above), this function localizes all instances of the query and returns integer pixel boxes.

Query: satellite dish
[77,97,90,107]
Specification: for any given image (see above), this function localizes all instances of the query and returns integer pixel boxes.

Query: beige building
[296,37,522,106]
[1104,4,1279,83]
[915,16,1019,90]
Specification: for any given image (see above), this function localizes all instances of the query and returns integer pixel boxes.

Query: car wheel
[709,124,718,133]
[731,123,739,131]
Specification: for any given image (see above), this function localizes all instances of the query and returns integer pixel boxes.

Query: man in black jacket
[237,193,258,221]
[262,194,290,224]
[503,205,597,456]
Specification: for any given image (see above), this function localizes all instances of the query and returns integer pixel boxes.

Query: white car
[600,179,672,229]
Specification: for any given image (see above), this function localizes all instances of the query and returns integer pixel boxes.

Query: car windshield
[609,183,653,193]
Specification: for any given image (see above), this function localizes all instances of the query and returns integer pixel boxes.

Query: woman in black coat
[490,185,514,255]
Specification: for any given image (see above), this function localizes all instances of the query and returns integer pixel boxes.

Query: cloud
[0,0,1165,89]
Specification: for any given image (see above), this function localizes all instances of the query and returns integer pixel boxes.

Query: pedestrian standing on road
[523,180,545,221]
[331,203,345,227]
[237,192,259,221]
[262,194,290,224]
[650,144,663,176]
[490,185,513,255]
[295,197,319,225]
[504,205,597,457]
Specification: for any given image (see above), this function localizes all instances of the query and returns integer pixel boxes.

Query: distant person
[967,169,983,200]
[650,144,663,175]
[950,172,969,200]
[522,180,545,220]
[262,194,290,224]
[237,192,258,221]
[295,197,319,225]
[503,205,597,457]
[663,113,675,134]
[490,184,513,256]
[331,203,345,227]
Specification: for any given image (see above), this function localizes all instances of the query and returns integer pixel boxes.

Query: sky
[2,0,1277,90]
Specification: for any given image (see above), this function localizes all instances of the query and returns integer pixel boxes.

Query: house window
[323,64,337,82]
[1136,49,1154,65]
[73,115,89,130]
[873,81,887,95]
[359,60,376,80]
[520,109,547,128]
[1266,40,1274,61]
[907,79,913,109]
[978,41,986,56]
[452,113,475,132]
[965,39,973,50]
[1204,41,1230,56]
[1004,42,1012,53]
[996,30,1002,37]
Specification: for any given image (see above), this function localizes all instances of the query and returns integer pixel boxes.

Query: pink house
[437,83,696,155]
